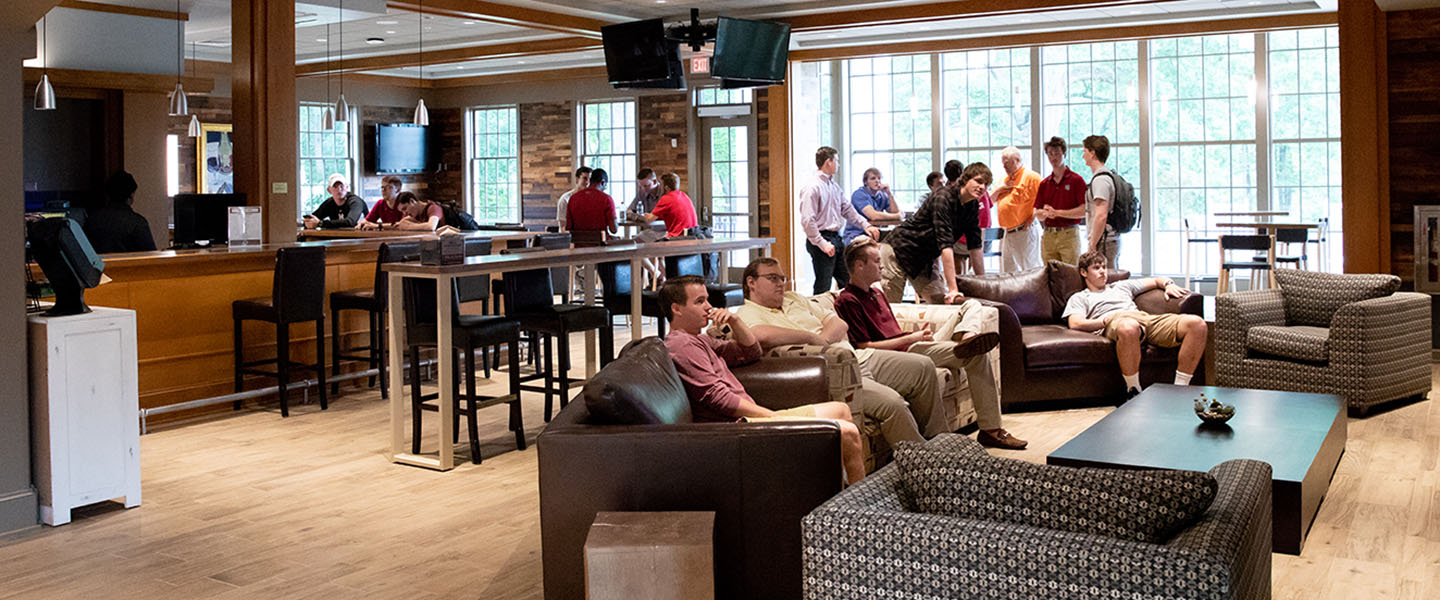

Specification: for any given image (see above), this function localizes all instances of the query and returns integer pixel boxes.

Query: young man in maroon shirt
[660,275,865,483]
[1034,136,1088,265]
[833,239,1027,450]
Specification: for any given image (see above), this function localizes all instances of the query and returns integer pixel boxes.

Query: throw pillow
[895,438,1218,543]
[1274,270,1401,327]
[582,337,693,425]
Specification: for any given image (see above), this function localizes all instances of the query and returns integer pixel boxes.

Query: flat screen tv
[375,124,428,174]
[173,193,247,247]
[602,19,682,86]
[713,16,790,84]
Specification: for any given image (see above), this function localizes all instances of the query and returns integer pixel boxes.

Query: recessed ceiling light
[365,37,385,44]
[386,30,396,34]
[315,38,326,42]
[1129,10,1143,15]
[462,21,477,25]
[517,60,527,64]
[424,26,432,31]
[377,20,398,25]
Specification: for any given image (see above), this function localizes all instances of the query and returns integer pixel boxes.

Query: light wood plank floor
[1,328,1436,599]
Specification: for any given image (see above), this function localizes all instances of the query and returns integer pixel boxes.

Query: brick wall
[638,93,690,195]
[756,88,772,237]
[519,101,575,225]
[427,107,464,206]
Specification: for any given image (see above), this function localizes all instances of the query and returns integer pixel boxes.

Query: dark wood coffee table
[1047,384,1345,555]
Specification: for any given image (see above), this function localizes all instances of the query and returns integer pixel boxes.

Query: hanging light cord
[325,23,331,102]
[338,0,344,97]
[418,0,423,81]
[175,0,182,85]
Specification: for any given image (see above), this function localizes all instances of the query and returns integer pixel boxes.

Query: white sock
[1122,372,1141,392]
[1174,370,1194,386]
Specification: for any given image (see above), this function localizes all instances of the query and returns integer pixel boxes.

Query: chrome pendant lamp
[413,0,429,126]
[321,23,335,130]
[333,0,349,122]
[186,44,201,136]
[34,15,56,111]
[167,0,188,117]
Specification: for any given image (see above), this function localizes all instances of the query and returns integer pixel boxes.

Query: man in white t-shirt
[555,166,591,231]
[1062,251,1207,401]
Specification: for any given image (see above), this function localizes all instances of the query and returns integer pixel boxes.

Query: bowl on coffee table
[1193,394,1236,426]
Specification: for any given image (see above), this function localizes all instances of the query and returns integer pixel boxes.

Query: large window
[466,106,520,224]
[943,48,1031,168]
[847,55,932,211]
[297,102,355,218]
[1269,27,1341,270]
[580,100,637,210]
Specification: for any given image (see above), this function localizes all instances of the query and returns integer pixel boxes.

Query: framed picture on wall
[197,123,234,194]
[1415,206,1440,294]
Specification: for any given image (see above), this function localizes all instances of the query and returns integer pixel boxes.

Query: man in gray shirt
[1063,251,1207,400]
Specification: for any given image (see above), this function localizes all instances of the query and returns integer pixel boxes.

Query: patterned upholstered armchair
[1215,270,1431,414]
[802,436,1273,600]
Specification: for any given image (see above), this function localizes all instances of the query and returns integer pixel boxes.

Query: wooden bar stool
[233,246,327,417]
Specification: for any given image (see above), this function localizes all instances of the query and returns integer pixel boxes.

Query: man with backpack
[1046,135,1136,268]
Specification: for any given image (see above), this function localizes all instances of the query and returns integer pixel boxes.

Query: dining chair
[1183,218,1219,288]
[1217,234,1276,294]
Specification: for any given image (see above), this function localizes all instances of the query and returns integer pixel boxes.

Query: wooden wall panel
[1339,0,1386,275]
[1386,6,1440,285]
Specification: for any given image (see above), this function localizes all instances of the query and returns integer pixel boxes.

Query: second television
[373,124,429,174]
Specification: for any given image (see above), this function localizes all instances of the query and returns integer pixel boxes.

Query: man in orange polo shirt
[992,146,1044,272]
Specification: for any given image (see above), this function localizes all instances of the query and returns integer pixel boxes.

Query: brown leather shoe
[951,331,1000,360]
[977,428,1028,450]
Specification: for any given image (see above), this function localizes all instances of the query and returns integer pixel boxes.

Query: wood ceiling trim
[788,12,1339,61]
[23,66,213,93]
[296,36,601,75]
[424,65,608,88]
[780,0,1169,32]
[57,0,187,21]
[386,0,609,38]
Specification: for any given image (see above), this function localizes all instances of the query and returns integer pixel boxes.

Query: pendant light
[186,42,201,136]
[168,0,188,116]
[333,0,349,123]
[34,15,56,111]
[412,0,429,126]
[321,23,335,130]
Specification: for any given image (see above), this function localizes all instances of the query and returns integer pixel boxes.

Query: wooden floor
[1,327,1437,599]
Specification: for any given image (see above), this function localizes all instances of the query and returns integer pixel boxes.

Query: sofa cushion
[1022,325,1117,366]
[1048,260,1130,320]
[895,434,1219,543]
[956,267,1054,324]
[1274,270,1400,327]
[582,337,693,425]
[1247,325,1330,363]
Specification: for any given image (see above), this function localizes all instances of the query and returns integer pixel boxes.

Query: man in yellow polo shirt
[993,146,1045,273]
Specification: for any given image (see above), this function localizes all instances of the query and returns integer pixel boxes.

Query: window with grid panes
[1149,33,1258,277]
[818,62,833,148]
[846,55,933,212]
[466,106,520,224]
[1040,41,1141,271]
[297,102,355,219]
[942,47,1031,174]
[695,87,752,106]
[580,100,638,212]
[1269,27,1340,271]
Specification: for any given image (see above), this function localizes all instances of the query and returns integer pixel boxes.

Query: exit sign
[690,56,710,74]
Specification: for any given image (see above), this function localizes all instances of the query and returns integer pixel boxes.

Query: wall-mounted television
[713,16,791,86]
[374,124,428,174]
[602,18,683,87]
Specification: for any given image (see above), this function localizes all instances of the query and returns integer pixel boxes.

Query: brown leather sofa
[957,261,1204,408]
[537,337,841,600]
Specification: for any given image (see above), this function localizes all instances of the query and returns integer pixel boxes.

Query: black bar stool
[664,252,743,309]
[329,241,421,399]
[402,274,524,464]
[502,248,615,421]
[597,259,668,337]
[233,246,327,417]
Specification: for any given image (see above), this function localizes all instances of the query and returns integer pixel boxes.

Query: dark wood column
[1338,0,1388,274]
[232,0,297,242]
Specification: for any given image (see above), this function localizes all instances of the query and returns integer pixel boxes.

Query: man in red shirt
[1035,136,1090,266]
[643,172,698,238]
[833,239,1027,450]
[660,275,865,483]
[358,174,406,230]
[565,168,617,239]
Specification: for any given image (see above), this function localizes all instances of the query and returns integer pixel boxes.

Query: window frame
[464,105,522,225]
[296,101,357,220]
[578,99,639,212]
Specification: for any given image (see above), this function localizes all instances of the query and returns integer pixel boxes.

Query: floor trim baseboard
[0,486,38,534]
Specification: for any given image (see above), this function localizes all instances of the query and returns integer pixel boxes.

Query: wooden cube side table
[584,511,715,600]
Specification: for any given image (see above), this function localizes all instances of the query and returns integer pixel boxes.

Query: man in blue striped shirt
[799,146,880,294]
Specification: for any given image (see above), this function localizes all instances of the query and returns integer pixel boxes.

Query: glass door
[698,117,757,277]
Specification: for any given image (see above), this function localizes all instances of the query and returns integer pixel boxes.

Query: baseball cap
[327,173,346,188]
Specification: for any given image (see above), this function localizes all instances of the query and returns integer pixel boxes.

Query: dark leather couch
[957,261,1204,408]
[537,337,841,600]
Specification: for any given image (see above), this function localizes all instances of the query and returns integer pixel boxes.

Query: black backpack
[439,204,481,231]
[1093,171,1139,235]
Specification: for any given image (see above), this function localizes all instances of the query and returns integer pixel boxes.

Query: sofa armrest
[733,356,831,410]
[539,418,843,600]
[972,298,1025,406]
[1214,290,1286,380]
[1168,459,1274,600]
[1330,292,1433,371]
[1135,289,1203,316]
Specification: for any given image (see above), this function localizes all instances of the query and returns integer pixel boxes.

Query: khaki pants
[904,302,1004,431]
[879,242,948,304]
[1093,229,1119,268]
[857,349,945,439]
[1102,310,1187,348]
[1041,226,1081,266]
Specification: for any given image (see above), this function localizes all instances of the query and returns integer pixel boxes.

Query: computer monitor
[27,217,105,316]
[173,193,247,247]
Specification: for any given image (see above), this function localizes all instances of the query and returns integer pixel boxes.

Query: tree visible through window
[580,100,638,211]
[943,48,1031,170]
[1269,27,1340,270]
[847,55,932,212]
[467,106,520,224]
[297,102,354,219]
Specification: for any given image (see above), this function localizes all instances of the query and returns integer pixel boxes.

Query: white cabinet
[28,306,141,526]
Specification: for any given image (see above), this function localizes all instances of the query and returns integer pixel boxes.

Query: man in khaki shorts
[1063,251,1207,402]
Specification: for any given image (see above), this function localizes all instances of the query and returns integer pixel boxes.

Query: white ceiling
[48,0,1360,82]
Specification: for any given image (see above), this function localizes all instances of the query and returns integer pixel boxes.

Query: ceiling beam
[57,0,187,21]
[295,36,601,75]
[780,0,1172,32]
[788,11,1339,61]
[386,0,609,38]
[23,66,212,94]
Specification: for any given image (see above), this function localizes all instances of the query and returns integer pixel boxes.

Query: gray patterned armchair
[1215,270,1431,414]
[801,436,1273,600]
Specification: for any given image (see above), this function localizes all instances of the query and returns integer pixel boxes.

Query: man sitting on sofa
[835,239,1026,450]
[735,257,937,442]
[660,275,865,483]
[1064,251,1208,400]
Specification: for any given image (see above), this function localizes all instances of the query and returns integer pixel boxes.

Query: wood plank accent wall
[637,93,690,195]
[518,101,574,225]
[1386,6,1440,284]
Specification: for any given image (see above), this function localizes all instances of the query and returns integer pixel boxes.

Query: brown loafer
[951,331,1000,360]
[977,428,1028,450]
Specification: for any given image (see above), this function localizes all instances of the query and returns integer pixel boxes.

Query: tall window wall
[802,26,1341,276]
[297,102,355,218]
[580,100,638,210]
[466,106,521,225]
